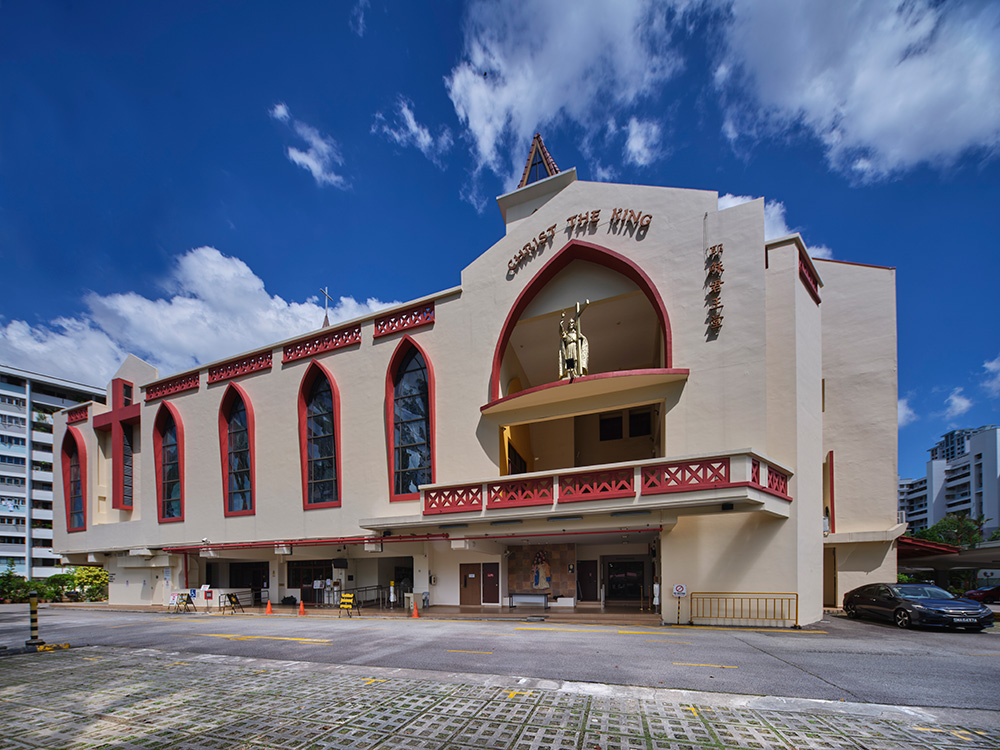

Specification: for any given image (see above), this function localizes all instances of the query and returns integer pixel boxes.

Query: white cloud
[270,104,348,188]
[943,387,973,421]
[898,398,917,428]
[983,355,1000,398]
[623,117,662,167]
[713,0,1000,180]
[445,0,683,191]
[350,0,369,37]
[0,247,395,386]
[717,193,833,259]
[269,102,290,123]
[372,97,453,167]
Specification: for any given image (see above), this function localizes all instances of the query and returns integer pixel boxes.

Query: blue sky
[1,1,998,479]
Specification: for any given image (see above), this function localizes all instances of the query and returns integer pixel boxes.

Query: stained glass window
[393,349,431,495]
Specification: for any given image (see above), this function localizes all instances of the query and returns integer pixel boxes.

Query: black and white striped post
[25,590,45,648]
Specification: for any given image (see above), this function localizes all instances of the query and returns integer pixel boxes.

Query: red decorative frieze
[66,406,89,424]
[767,467,790,498]
[799,256,821,304]
[374,302,434,338]
[207,350,273,384]
[641,458,731,496]
[424,484,483,515]
[750,459,760,486]
[282,325,362,364]
[487,477,554,509]
[145,373,200,402]
[558,468,635,503]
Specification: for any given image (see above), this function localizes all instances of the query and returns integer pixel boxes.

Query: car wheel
[845,602,858,619]
[894,609,911,629]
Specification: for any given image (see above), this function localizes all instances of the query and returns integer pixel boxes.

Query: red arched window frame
[218,383,256,517]
[385,335,435,502]
[298,361,342,510]
[61,427,87,532]
[153,401,185,524]
[490,239,673,401]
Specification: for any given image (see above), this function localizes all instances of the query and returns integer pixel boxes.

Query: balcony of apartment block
[31,507,53,522]
[0,542,26,556]
[414,451,793,524]
[0,381,26,399]
[31,430,53,446]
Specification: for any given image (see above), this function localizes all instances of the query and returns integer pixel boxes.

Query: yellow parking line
[515,627,614,633]
[179,634,334,643]
[446,649,493,654]
[673,662,737,669]
[686,707,699,718]
[665,625,826,634]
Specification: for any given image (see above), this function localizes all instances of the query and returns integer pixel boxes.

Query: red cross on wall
[93,378,140,510]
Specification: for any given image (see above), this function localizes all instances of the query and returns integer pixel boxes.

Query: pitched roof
[517,133,560,188]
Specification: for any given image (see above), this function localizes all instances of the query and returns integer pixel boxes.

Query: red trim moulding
[374,302,435,338]
[207,350,273,384]
[297,362,343,510]
[827,450,836,532]
[489,239,674,402]
[66,405,89,424]
[154,401,185,524]
[218,382,256,517]
[384,335,436,503]
[283,325,362,363]
[145,373,200,402]
[162,533,450,553]
[799,256,822,304]
[61,427,87,532]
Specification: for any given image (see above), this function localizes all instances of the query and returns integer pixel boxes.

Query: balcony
[417,452,793,522]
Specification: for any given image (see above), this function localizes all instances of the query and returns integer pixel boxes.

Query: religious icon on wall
[531,550,551,590]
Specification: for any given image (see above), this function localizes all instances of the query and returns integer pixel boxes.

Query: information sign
[672,584,687,598]
[190,588,197,599]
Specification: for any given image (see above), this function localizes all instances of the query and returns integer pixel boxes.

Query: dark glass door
[606,561,644,600]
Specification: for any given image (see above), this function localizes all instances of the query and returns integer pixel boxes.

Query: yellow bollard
[25,590,45,648]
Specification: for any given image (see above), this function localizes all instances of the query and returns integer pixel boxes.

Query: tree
[913,514,988,549]
[72,566,109,601]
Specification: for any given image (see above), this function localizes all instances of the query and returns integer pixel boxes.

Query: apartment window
[600,413,623,441]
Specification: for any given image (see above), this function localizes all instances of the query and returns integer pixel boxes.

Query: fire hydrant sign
[672,584,688,598]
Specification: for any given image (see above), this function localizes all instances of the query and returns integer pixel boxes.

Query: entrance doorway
[482,562,500,604]
[230,561,269,604]
[460,563,481,605]
[605,559,646,602]
[577,560,598,601]
[287,559,331,604]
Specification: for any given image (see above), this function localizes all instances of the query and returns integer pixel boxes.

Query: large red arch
[489,239,672,401]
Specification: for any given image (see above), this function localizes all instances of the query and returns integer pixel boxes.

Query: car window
[875,585,892,598]
[890,584,954,600]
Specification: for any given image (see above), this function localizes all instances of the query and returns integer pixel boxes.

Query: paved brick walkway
[1,647,997,749]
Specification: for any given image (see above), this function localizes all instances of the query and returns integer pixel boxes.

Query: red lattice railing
[767,467,790,498]
[641,458,731,496]
[374,302,435,338]
[487,477,554,509]
[207,350,273,383]
[750,459,760,486]
[283,325,361,363]
[66,406,89,424]
[145,373,200,402]
[424,484,483,515]
[558,468,635,503]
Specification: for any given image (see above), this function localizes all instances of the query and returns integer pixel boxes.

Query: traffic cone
[411,599,419,618]
[298,600,306,616]
[265,600,272,615]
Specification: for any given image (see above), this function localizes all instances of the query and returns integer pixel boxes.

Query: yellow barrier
[689,592,799,628]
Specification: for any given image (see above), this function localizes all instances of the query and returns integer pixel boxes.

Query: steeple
[517,133,560,188]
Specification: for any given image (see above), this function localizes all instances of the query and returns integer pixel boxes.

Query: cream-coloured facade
[52,151,902,625]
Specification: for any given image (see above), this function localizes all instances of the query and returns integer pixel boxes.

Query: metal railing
[689,591,799,628]
[337,583,412,609]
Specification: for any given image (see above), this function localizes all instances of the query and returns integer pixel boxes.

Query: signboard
[169,593,179,605]
[200,584,210,591]
[190,588,197,599]
[672,584,688,598]
[204,590,213,600]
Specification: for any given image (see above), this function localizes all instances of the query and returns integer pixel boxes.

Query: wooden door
[460,564,481,605]
[482,562,499,604]
[578,560,598,601]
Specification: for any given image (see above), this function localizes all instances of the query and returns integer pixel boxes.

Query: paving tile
[771,730,860,749]
[513,724,583,750]
[527,703,588,731]
[586,709,645,735]
[348,707,421,733]
[639,701,701,721]
[476,700,533,723]
[398,712,470,741]
[712,722,792,749]
[644,717,716,745]
[372,736,447,750]
[450,719,524,749]
[694,706,768,726]
[580,731,650,750]
[648,741,718,750]
[428,696,488,717]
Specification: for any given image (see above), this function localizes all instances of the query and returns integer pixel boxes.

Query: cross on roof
[93,378,140,510]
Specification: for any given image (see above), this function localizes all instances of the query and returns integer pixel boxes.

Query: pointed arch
[218,382,255,517]
[61,427,87,532]
[153,401,185,523]
[489,239,673,401]
[385,335,435,502]
[298,361,342,510]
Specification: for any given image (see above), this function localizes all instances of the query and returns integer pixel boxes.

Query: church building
[52,137,902,625]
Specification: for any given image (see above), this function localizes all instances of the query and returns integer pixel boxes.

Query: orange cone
[298,600,306,616]
[411,599,419,618]
[265,600,272,615]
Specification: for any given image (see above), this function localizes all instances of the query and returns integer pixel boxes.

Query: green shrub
[71,566,109,601]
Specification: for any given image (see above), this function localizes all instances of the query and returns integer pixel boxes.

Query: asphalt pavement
[1,604,998,749]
